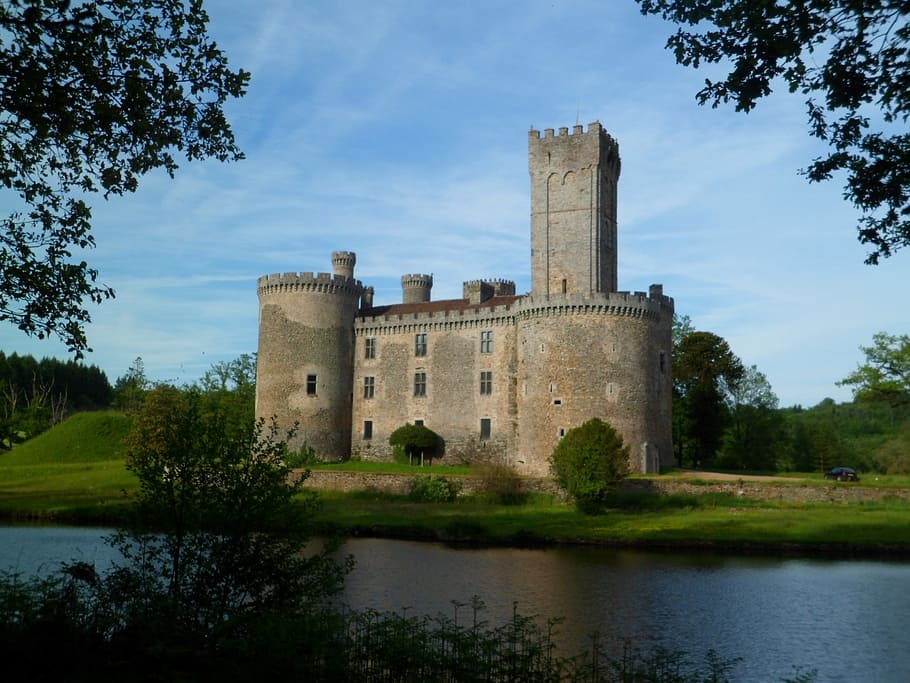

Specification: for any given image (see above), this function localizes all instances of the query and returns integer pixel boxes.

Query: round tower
[332,251,356,279]
[515,290,673,475]
[255,253,363,460]
[401,273,433,303]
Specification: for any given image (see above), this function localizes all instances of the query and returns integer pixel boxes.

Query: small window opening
[480,418,491,440]
[363,420,373,440]
[306,374,317,396]
[414,372,427,397]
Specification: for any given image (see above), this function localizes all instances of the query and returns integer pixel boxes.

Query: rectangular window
[480,330,493,354]
[414,419,424,426]
[363,420,373,440]
[480,370,493,395]
[365,337,376,359]
[414,372,426,396]
[415,333,427,357]
[363,376,375,399]
[306,374,317,395]
[480,418,491,440]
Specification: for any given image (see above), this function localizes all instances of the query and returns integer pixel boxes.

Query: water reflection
[339,539,910,682]
[2,528,908,682]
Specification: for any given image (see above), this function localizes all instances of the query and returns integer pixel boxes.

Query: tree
[717,365,785,471]
[112,356,149,413]
[0,1,249,355]
[197,352,257,434]
[388,423,442,465]
[839,332,910,407]
[636,1,910,263]
[673,330,745,467]
[113,384,350,637]
[549,417,630,513]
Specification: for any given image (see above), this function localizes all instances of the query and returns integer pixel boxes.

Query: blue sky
[1,0,906,408]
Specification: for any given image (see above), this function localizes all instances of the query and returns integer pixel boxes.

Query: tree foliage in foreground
[0,0,249,355]
[636,0,910,263]
[550,417,630,514]
[0,574,766,682]
[116,385,350,623]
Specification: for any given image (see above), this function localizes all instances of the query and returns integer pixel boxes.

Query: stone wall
[352,302,519,464]
[302,470,910,504]
[255,272,362,459]
[528,122,620,296]
[515,292,673,475]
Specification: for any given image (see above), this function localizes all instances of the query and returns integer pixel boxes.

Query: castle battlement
[257,271,363,297]
[400,273,433,304]
[528,121,617,148]
[356,300,520,335]
[517,289,673,321]
[463,278,517,303]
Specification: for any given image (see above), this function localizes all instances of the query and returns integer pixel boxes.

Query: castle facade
[255,122,674,475]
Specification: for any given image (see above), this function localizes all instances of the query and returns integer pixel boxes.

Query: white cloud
[0,0,906,408]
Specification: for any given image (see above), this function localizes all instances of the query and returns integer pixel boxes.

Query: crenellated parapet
[332,251,356,279]
[462,278,517,304]
[528,121,620,175]
[401,273,433,303]
[516,288,673,322]
[356,299,520,335]
[257,271,364,298]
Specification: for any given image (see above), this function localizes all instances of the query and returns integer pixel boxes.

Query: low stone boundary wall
[622,479,910,503]
[302,470,562,495]
[301,470,907,503]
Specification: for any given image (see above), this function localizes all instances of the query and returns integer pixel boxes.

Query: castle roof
[360,294,523,317]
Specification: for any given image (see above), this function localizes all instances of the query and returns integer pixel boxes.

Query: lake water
[2,527,908,682]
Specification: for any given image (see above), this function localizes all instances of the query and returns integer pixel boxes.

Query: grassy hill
[0,411,135,523]
[4,411,132,465]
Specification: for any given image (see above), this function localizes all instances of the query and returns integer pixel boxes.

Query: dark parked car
[825,467,859,482]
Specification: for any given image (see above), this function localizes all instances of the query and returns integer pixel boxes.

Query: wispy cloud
[0,0,906,407]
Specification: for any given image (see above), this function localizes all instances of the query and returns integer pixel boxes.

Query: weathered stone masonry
[256,122,674,476]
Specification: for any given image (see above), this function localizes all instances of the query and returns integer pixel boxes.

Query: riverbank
[2,457,909,558]
[307,471,910,559]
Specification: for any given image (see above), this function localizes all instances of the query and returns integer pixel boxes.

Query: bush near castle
[550,418,631,514]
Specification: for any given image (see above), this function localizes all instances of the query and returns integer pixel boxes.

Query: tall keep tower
[529,122,621,296]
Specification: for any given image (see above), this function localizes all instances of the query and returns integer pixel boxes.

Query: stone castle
[255,122,674,476]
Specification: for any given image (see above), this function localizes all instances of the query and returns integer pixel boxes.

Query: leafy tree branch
[637,0,910,263]
[0,0,249,355]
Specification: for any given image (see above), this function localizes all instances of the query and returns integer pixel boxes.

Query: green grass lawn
[0,411,136,522]
[313,488,910,551]
[2,412,909,553]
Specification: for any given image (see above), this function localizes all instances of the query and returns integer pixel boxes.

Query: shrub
[474,461,527,505]
[550,417,630,514]
[389,423,441,464]
[285,442,321,468]
[408,475,460,502]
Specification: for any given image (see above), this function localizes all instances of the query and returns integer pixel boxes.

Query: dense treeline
[673,319,910,475]
[0,351,112,448]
